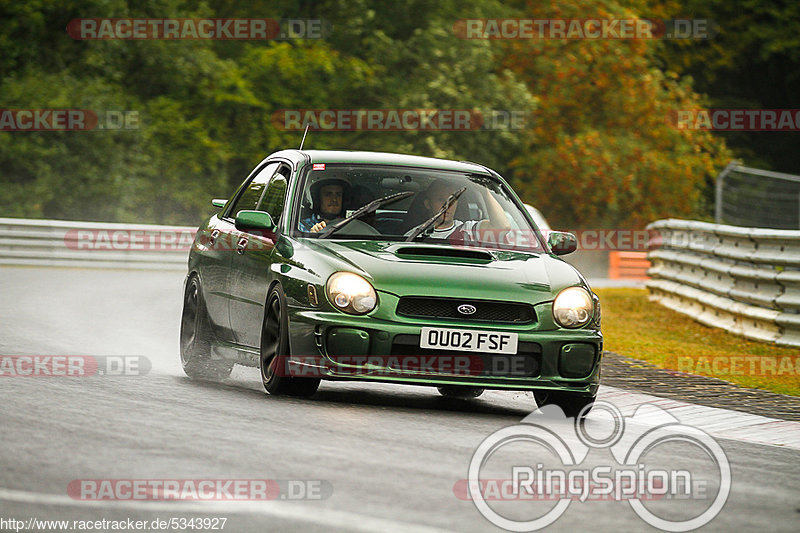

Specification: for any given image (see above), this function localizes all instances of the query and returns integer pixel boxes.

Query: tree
[502,0,730,229]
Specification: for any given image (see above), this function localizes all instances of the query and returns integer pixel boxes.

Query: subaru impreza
[180,150,602,415]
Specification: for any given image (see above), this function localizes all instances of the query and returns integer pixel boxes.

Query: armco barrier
[0,217,194,270]
[646,218,800,347]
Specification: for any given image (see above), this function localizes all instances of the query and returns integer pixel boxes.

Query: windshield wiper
[405,186,467,242]
[318,191,415,238]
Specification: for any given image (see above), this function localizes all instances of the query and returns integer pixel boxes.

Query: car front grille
[396,297,536,324]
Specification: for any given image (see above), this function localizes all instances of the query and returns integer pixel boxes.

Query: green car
[180,150,602,416]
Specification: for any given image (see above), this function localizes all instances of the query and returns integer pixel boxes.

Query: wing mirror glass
[547,231,578,255]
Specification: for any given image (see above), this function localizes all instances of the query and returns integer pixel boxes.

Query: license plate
[420,327,518,354]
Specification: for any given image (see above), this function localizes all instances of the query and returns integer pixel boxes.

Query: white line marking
[598,385,800,449]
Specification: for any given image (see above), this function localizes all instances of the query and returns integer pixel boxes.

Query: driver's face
[319,184,343,218]
[425,189,458,224]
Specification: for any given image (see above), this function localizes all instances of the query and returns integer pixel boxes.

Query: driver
[299,178,350,233]
[412,179,510,239]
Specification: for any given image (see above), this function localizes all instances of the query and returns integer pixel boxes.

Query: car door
[228,162,290,348]
[196,211,238,342]
[215,162,280,344]
[197,163,275,343]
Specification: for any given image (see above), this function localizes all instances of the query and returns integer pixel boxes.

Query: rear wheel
[180,276,232,380]
[437,386,484,399]
[260,285,320,397]
[533,391,595,418]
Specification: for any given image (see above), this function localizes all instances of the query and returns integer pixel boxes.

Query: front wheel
[180,276,232,380]
[260,285,320,397]
[533,391,595,418]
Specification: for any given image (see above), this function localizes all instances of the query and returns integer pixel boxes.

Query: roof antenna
[299,123,310,150]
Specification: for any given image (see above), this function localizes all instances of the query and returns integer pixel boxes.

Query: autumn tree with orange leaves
[502,0,730,229]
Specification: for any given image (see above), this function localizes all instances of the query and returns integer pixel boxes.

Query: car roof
[267,149,492,174]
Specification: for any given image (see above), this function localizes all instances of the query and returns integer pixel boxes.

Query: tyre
[437,386,485,399]
[260,284,320,397]
[180,276,233,380]
[533,391,595,418]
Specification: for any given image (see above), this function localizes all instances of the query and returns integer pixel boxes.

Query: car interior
[297,173,488,238]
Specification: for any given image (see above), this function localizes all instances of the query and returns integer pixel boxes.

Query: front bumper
[286,297,602,395]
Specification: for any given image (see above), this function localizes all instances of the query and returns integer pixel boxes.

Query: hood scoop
[394,246,494,263]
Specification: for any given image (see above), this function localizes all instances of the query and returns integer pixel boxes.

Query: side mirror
[547,231,577,256]
[211,198,227,209]
[235,210,275,232]
[276,235,294,258]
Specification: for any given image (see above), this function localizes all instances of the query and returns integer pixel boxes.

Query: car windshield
[292,164,546,252]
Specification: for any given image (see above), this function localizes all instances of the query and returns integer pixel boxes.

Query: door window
[227,162,280,219]
[257,165,289,223]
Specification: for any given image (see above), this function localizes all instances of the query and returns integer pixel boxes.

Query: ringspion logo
[462,401,730,531]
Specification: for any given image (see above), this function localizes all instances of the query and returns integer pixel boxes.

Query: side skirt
[211,340,260,367]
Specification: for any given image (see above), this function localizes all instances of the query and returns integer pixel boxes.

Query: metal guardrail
[0,217,193,270]
[715,161,800,229]
[646,218,800,347]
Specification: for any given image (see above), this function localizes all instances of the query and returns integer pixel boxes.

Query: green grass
[595,288,800,396]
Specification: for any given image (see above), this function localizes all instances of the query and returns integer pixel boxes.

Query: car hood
[302,239,583,303]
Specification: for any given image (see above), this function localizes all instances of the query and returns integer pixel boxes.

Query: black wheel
[260,285,320,397]
[437,386,485,398]
[534,391,595,418]
[180,276,232,380]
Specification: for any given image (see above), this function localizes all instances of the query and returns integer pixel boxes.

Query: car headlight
[326,272,377,315]
[552,286,594,328]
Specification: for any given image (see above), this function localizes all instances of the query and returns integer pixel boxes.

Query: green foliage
[0,0,534,224]
[0,0,751,230]
[505,0,730,229]
[651,0,800,173]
